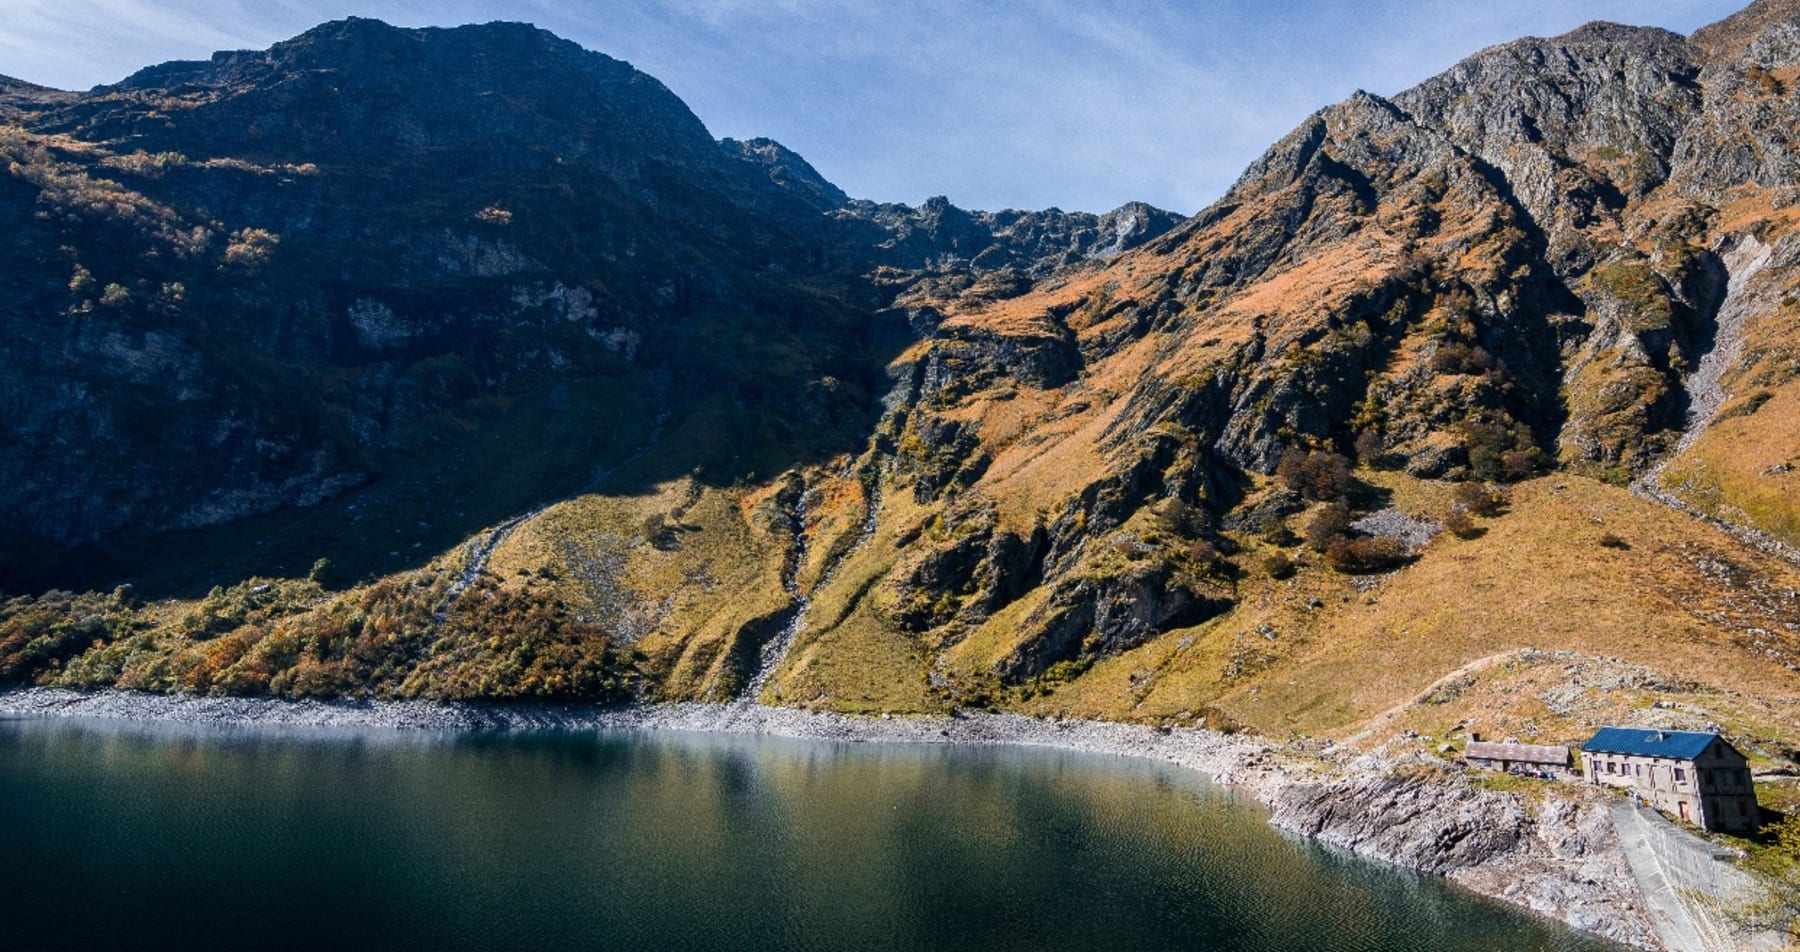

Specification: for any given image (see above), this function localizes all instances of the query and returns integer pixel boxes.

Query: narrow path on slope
[1339,650,1527,747]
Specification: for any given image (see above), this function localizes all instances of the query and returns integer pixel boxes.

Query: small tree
[1299,451,1352,502]
[1305,502,1351,552]
[1275,448,1307,493]
[1443,506,1480,539]
[1453,481,1507,517]
[1263,551,1297,580]
[1186,537,1220,564]
[1354,428,1387,468]
[1257,513,1297,547]
[1278,448,1353,502]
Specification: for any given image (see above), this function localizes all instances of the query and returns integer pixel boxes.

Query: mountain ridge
[2,6,1798,801]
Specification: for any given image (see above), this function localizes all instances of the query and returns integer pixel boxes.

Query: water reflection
[0,717,1614,951]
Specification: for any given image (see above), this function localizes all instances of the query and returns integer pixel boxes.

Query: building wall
[1583,746,1759,832]
[1469,756,1567,777]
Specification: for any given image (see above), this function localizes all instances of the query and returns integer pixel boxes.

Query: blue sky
[0,1,1747,213]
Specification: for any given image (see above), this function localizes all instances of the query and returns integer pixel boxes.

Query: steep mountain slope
[4,6,1800,767]
[0,18,1171,594]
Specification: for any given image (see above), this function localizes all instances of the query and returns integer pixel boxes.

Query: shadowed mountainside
[0,18,1173,594]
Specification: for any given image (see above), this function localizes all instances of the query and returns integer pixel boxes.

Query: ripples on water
[0,716,1615,951]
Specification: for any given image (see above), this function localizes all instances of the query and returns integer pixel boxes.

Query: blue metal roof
[1581,727,1718,760]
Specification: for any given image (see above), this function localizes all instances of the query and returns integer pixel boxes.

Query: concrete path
[1611,801,1785,951]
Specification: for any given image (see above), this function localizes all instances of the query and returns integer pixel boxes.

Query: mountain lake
[0,714,1619,951]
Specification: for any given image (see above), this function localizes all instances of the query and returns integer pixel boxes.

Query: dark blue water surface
[0,716,1616,951]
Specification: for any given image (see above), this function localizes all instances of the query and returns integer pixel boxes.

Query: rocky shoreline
[0,687,1658,949]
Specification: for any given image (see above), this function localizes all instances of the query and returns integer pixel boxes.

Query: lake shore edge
[0,686,1657,949]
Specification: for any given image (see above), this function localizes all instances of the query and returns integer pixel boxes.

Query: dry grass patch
[1007,474,1800,753]
[1662,382,1800,547]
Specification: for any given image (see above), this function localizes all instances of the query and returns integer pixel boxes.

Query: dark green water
[0,717,1615,952]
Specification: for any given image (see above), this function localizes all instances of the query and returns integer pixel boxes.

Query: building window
[1674,768,1686,783]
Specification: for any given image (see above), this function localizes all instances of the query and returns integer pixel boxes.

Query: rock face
[836,196,1185,276]
[1268,769,1658,948]
[1271,772,1529,875]
[0,18,1178,590]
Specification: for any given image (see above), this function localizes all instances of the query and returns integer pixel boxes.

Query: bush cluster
[6,572,637,704]
[1453,481,1509,517]
[1462,421,1542,483]
[1431,341,1494,376]
[0,590,141,684]
[1277,449,1353,503]
[1324,535,1410,573]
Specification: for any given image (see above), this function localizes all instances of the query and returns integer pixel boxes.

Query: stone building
[1464,740,1571,776]
[1581,727,1760,833]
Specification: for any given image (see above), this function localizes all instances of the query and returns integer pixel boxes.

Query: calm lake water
[0,716,1616,951]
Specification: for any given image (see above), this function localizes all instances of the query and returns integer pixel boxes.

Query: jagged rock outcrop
[1266,768,1657,948]
[837,196,1185,276]
[1272,771,1530,874]
[723,136,849,212]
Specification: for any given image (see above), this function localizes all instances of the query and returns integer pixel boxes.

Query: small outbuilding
[1581,726,1760,833]
[1464,740,1572,777]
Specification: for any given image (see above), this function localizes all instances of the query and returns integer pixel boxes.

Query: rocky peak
[836,196,1182,276]
[1690,0,1800,62]
[75,18,720,173]
[1297,21,1692,265]
[722,136,849,211]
